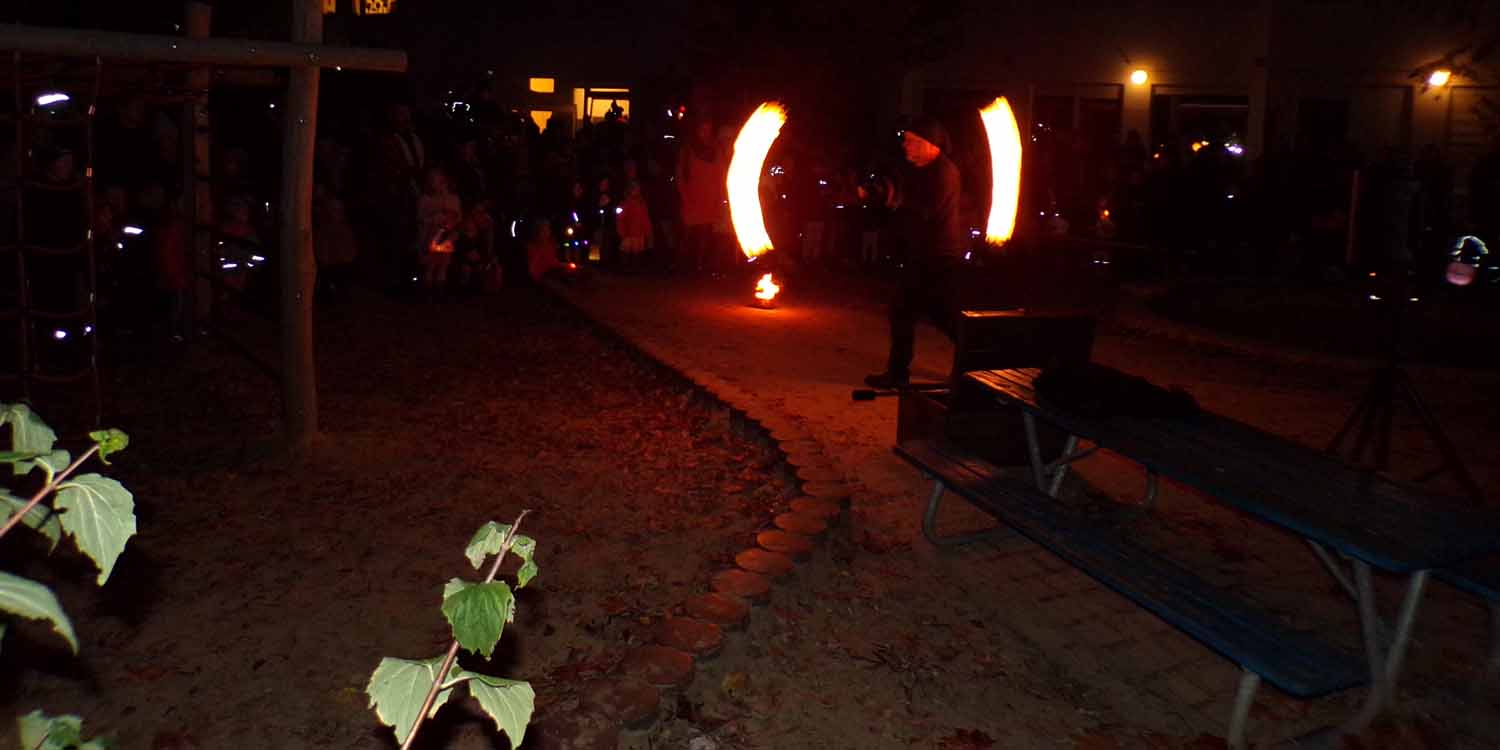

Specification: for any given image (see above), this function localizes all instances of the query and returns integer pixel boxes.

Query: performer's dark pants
[886,255,959,379]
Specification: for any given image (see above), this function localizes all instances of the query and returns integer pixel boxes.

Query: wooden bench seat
[896,438,1368,746]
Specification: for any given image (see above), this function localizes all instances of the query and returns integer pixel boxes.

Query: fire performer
[864,116,966,390]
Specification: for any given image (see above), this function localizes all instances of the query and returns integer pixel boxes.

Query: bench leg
[921,479,1014,547]
[1307,542,1359,602]
[1022,412,1047,491]
[1046,434,1080,496]
[1226,671,1261,750]
[1490,602,1500,673]
[1341,565,1430,735]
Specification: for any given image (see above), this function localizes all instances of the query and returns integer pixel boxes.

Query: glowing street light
[1428,69,1452,87]
[1130,69,1149,86]
[35,92,70,107]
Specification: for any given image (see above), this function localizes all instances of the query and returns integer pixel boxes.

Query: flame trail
[980,97,1023,245]
[727,102,787,259]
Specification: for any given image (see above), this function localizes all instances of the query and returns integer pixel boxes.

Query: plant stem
[0,445,99,541]
[399,510,530,750]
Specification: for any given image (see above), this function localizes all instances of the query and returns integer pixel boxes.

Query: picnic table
[895,366,1500,748]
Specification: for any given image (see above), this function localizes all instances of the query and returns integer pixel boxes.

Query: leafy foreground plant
[14,710,109,750]
[1,403,134,749]
[367,512,538,749]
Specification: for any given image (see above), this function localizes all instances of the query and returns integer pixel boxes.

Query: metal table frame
[972,370,1485,742]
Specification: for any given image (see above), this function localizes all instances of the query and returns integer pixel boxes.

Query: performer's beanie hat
[906,115,950,154]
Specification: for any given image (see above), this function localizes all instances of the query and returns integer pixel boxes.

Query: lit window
[530,77,556,94]
[530,110,554,130]
[360,0,396,14]
[588,98,630,120]
[323,0,336,13]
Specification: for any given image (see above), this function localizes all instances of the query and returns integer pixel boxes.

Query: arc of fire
[727,102,788,259]
[980,97,1023,245]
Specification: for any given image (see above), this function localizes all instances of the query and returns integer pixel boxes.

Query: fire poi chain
[728,102,788,306]
[727,97,1022,306]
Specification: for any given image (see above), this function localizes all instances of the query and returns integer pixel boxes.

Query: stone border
[529,282,862,749]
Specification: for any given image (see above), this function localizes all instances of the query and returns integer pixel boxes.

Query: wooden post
[184,2,213,326]
[278,0,322,447]
[0,23,406,72]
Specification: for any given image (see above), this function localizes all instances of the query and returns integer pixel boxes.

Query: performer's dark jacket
[893,154,965,262]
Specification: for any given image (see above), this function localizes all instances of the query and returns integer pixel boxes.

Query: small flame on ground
[728,103,788,260]
[754,272,780,302]
[980,97,1022,245]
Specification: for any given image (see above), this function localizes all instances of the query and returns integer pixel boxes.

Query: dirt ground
[3,275,1498,750]
[2,289,796,749]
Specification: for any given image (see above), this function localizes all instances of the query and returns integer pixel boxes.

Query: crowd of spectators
[7,79,1498,373]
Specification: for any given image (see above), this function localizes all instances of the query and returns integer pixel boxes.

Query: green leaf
[0,571,78,653]
[54,473,137,585]
[18,710,85,750]
[441,579,514,658]
[88,429,129,464]
[0,450,42,464]
[512,535,539,589]
[464,522,510,570]
[458,670,535,749]
[18,710,110,750]
[34,450,71,483]
[3,491,62,551]
[1,404,57,475]
[366,656,458,745]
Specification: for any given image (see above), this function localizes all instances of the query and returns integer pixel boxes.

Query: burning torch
[727,102,787,308]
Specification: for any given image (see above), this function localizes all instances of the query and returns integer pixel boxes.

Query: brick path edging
[528,282,863,749]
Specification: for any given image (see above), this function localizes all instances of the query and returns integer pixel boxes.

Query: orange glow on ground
[727,103,787,260]
[979,97,1022,245]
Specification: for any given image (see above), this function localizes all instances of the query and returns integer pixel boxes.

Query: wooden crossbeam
[0,23,406,72]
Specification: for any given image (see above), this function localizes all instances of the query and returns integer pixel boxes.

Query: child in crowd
[616,181,653,272]
[138,182,190,342]
[526,218,564,283]
[453,199,501,294]
[314,182,359,302]
[417,166,461,297]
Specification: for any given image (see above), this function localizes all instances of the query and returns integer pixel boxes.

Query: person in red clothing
[676,119,726,275]
[138,182,191,342]
[616,181,654,272]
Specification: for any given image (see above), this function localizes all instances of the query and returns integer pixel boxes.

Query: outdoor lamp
[1130,69,1149,86]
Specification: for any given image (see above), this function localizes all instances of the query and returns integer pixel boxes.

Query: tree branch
[0,445,99,541]
[399,510,530,750]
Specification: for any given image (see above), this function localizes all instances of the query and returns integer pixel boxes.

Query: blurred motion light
[35,92,70,107]
[1429,69,1452,87]
[979,97,1023,244]
[1130,69,1149,86]
[727,102,788,260]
